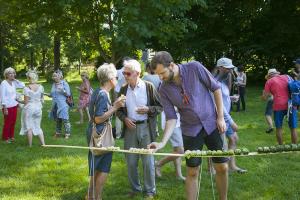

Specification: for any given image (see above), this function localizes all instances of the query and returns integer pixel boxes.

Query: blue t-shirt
[87,88,111,142]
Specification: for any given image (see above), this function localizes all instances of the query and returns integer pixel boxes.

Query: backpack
[287,75,300,106]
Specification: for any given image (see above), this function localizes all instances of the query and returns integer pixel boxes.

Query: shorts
[88,152,113,175]
[265,100,273,116]
[225,124,234,137]
[274,108,298,129]
[169,127,184,147]
[182,128,228,167]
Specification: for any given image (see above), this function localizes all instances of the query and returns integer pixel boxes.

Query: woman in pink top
[76,72,91,124]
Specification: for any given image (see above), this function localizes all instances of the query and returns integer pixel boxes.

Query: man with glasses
[148,51,228,200]
[116,59,162,199]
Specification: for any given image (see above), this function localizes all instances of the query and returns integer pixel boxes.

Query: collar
[129,78,142,90]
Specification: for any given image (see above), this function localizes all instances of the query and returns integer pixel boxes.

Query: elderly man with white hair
[1,67,25,143]
[117,59,162,199]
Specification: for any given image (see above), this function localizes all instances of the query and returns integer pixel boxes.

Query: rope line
[196,162,203,200]
[209,163,216,200]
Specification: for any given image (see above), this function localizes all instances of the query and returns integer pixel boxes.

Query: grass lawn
[0,80,300,200]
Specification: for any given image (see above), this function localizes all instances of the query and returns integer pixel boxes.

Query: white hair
[53,70,63,79]
[81,71,89,79]
[123,59,141,73]
[3,67,16,78]
[26,70,39,83]
[97,63,117,85]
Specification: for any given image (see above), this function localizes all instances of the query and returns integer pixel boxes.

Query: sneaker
[145,194,155,199]
[54,133,61,138]
[127,191,140,198]
[265,128,274,134]
[65,134,70,139]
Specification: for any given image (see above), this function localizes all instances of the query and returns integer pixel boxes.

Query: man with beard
[148,51,228,200]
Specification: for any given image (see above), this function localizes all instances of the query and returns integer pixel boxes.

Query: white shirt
[125,79,148,121]
[0,80,25,108]
[114,68,126,93]
[161,109,181,129]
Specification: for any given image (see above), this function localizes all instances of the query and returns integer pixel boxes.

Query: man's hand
[147,142,165,152]
[217,117,226,134]
[3,108,8,116]
[124,117,136,129]
[136,106,149,114]
[231,121,238,132]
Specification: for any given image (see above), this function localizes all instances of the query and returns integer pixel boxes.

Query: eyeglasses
[181,88,190,105]
[122,71,132,76]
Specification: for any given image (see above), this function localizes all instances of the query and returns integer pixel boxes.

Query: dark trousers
[237,86,246,111]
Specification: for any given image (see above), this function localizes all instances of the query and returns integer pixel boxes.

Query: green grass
[0,80,300,200]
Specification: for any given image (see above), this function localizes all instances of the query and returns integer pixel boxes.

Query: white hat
[265,68,280,79]
[216,58,235,69]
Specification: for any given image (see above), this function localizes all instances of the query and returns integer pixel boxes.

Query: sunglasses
[181,88,190,105]
[122,71,132,76]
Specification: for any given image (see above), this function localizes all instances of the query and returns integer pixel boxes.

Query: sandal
[54,133,61,138]
[230,168,247,174]
[265,128,274,134]
[236,168,247,174]
[5,139,11,144]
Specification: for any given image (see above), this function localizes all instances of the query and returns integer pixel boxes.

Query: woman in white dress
[20,70,45,147]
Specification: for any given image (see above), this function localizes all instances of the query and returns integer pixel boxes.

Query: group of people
[0,68,46,146]
[262,59,300,145]
[86,52,250,200]
[0,68,93,146]
[3,52,298,200]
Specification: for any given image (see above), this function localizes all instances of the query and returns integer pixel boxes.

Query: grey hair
[97,63,117,85]
[3,67,16,78]
[123,59,141,73]
[81,71,89,79]
[26,70,39,83]
[53,70,63,79]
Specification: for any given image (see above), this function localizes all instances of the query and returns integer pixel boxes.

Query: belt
[135,120,148,124]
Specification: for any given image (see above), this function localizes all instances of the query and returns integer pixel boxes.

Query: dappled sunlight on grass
[1,84,300,199]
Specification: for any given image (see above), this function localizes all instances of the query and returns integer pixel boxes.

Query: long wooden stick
[43,145,300,157]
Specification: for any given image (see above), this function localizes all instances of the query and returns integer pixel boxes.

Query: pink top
[264,75,289,111]
[79,79,91,100]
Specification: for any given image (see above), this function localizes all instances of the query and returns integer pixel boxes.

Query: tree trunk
[54,34,60,69]
[30,49,34,69]
[78,55,81,75]
[0,24,4,75]
[41,48,46,75]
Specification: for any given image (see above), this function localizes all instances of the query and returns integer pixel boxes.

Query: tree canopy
[0,0,299,81]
